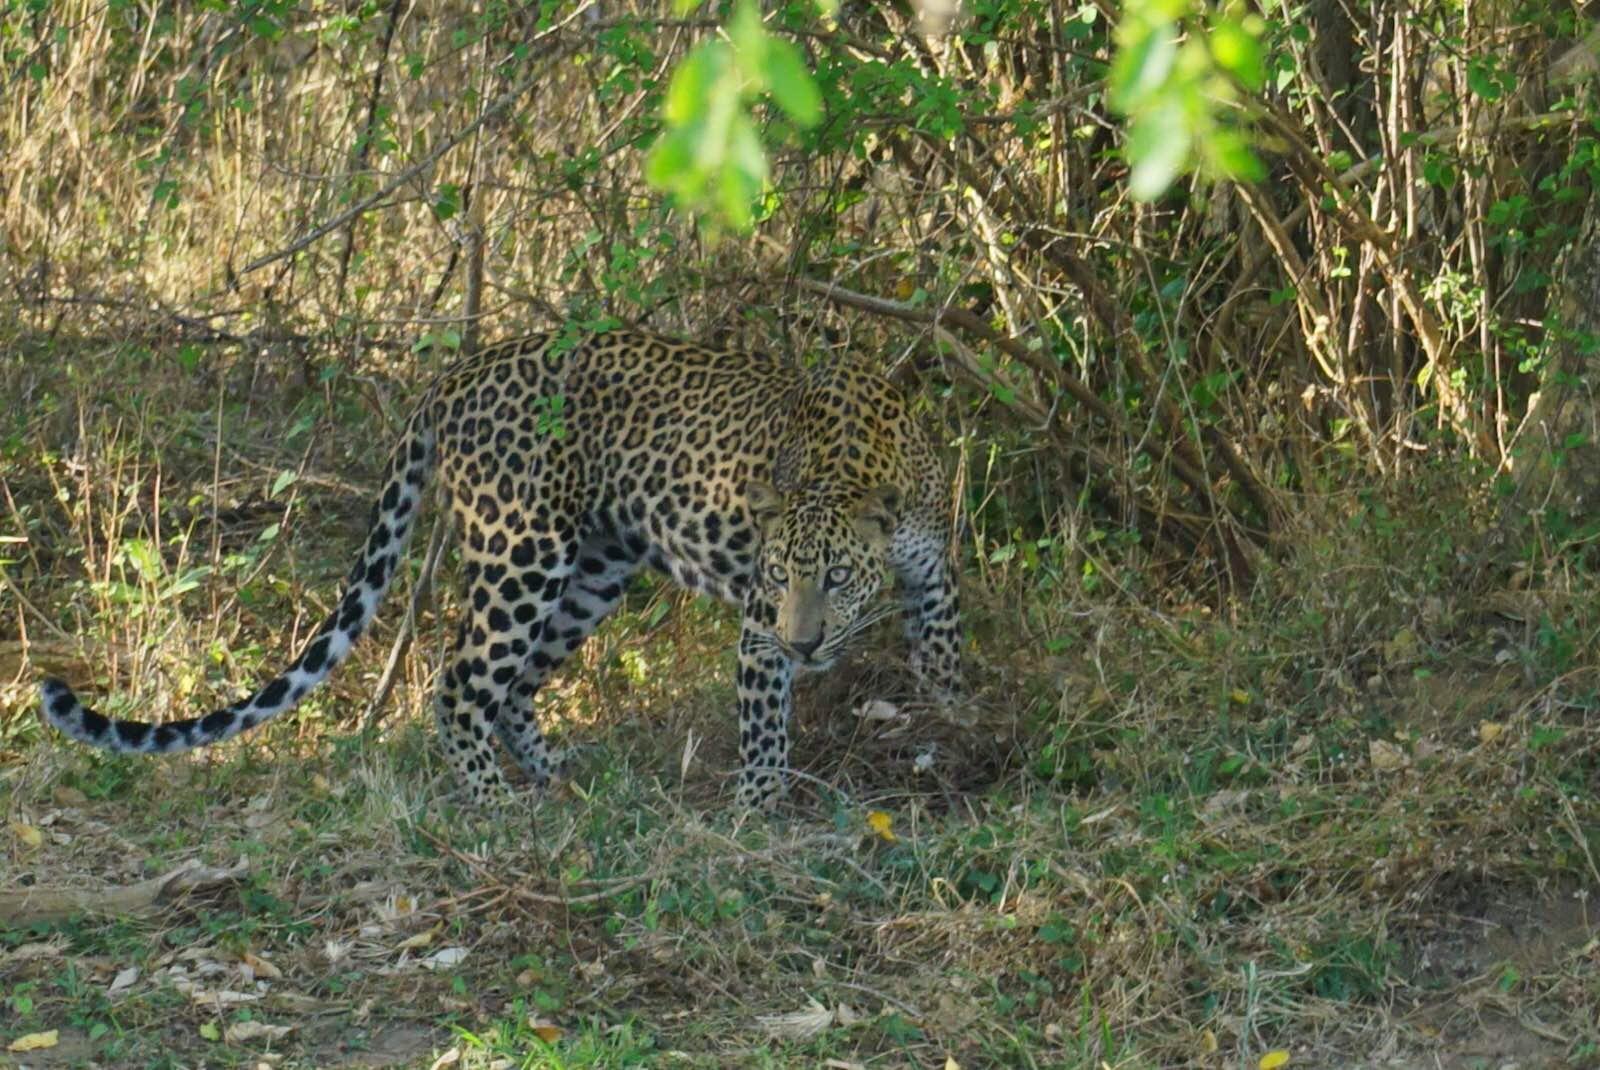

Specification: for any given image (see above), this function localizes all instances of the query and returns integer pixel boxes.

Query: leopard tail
[39,407,437,754]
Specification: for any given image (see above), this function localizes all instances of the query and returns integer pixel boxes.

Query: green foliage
[645,0,822,231]
[1109,0,1265,197]
[456,1012,658,1067]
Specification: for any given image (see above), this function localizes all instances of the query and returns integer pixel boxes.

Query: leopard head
[744,480,899,669]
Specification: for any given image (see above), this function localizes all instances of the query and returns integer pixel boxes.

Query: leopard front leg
[734,623,796,810]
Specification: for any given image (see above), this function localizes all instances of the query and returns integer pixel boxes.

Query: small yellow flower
[866,810,897,843]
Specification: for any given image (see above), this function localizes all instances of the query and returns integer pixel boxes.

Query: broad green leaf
[728,0,767,74]
[1126,99,1191,199]
[1207,126,1264,182]
[644,132,697,190]
[431,183,460,221]
[763,37,822,126]
[1209,19,1264,91]
[728,112,769,184]
[717,160,756,231]
[1110,19,1177,112]
[664,43,729,125]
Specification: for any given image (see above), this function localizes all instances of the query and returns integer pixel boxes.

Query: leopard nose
[790,635,822,658]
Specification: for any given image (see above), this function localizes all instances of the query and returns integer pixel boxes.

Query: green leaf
[762,37,822,126]
[1207,126,1264,183]
[271,471,297,496]
[1109,18,1177,113]
[664,43,729,126]
[728,112,768,182]
[728,0,767,74]
[431,183,460,221]
[1466,58,1505,101]
[1126,100,1191,199]
[1209,18,1263,90]
[644,132,697,191]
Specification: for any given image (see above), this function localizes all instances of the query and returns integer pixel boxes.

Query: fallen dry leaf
[241,951,282,980]
[107,965,140,997]
[224,1020,293,1043]
[10,821,43,848]
[7,1030,59,1052]
[396,928,437,951]
[757,997,836,1040]
[1368,739,1409,772]
[172,978,261,1006]
[855,699,901,721]
[421,946,469,971]
[1260,1051,1291,1069]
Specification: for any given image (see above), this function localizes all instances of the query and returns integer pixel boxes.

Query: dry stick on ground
[0,858,251,926]
[413,826,652,907]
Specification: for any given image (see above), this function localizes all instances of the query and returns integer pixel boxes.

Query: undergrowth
[2,334,1597,1069]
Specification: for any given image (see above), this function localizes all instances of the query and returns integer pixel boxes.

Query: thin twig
[414,825,652,906]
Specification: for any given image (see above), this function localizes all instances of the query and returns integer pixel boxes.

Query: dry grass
[2,331,1598,1070]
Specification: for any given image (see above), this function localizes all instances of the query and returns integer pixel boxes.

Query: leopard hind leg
[432,528,578,805]
[494,530,642,783]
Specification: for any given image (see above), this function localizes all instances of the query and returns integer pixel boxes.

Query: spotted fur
[40,330,962,808]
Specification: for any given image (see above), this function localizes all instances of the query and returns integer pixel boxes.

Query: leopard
[39,329,962,809]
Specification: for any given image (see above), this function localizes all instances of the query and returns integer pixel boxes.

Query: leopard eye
[825,565,852,588]
[769,563,789,585]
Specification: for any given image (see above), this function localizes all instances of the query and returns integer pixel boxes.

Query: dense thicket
[5,0,1597,584]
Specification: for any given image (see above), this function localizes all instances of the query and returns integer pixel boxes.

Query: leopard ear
[853,484,900,546]
[744,480,785,529]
